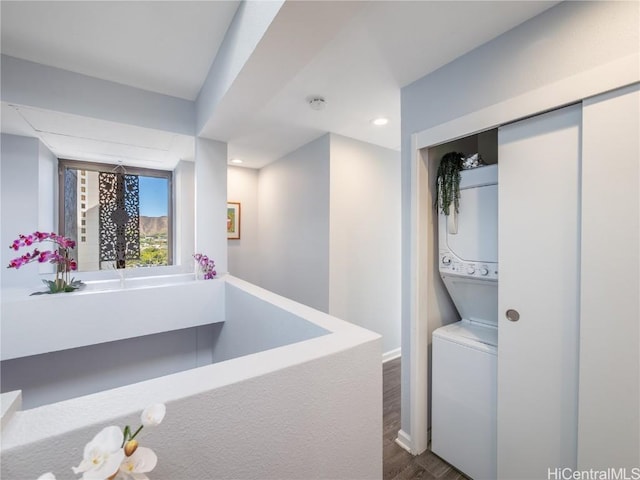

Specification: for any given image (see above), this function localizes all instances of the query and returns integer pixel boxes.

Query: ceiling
[0,0,559,170]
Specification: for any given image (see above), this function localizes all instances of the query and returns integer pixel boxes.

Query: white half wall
[1,324,218,409]
[227,166,259,283]
[1,276,382,480]
[329,134,401,355]
[257,134,330,311]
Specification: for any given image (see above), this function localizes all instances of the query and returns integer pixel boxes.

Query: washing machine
[431,164,498,480]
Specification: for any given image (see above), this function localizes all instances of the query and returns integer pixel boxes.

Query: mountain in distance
[140,216,168,236]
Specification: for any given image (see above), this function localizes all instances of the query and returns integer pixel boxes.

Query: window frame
[58,158,174,269]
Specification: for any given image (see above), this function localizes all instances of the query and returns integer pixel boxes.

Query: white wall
[399,0,640,443]
[195,137,228,274]
[1,134,57,289]
[329,134,401,356]
[257,134,330,311]
[227,166,260,283]
[37,141,57,247]
[212,280,328,363]
[173,160,195,269]
[255,133,402,356]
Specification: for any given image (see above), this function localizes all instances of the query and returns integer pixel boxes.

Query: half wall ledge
[1,275,382,480]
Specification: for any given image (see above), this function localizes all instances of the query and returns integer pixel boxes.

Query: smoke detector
[307,96,326,111]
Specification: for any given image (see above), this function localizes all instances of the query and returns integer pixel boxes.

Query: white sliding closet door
[578,83,640,469]
[497,105,581,479]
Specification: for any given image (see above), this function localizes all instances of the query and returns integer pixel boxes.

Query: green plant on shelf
[435,152,465,216]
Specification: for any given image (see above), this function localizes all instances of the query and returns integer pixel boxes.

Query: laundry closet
[428,131,499,480]
[411,83,639,479]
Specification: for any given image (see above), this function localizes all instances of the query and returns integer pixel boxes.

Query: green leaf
[29,278,84,295]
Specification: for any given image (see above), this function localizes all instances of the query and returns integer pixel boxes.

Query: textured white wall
[227,166,260,283]
[1,276,382,480]
[399,0,640,440]
[257,135,330,311]
[329,134,401,356]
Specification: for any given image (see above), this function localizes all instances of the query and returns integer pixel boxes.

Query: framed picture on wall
[227,202,241,240]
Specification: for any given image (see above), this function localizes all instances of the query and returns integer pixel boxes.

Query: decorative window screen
[98,172,140,266]
[59,159,172,271]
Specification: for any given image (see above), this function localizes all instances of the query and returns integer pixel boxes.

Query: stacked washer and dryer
[431,163,498,480]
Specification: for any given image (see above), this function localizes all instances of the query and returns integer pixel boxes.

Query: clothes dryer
[432,164,498,479]
[439,164,498,287]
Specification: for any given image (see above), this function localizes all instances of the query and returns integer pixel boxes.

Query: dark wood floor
[383,358,469,480]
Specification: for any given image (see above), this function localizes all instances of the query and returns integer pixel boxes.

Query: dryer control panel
[439,250,498,280]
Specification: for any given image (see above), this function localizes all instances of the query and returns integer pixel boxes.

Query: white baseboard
[395,429,413,453]
[382,348,401,363]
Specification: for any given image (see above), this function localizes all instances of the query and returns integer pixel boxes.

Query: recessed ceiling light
[230,158,243,164]
[371,117,389,126]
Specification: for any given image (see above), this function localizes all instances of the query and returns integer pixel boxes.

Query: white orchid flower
[72,425,125,480]
[140,403,165,427]
[37,473,56,480]
[114,447,158,480]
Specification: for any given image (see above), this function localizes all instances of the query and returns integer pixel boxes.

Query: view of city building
[72,169,169,271]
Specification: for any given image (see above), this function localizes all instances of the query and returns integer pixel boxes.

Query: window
[59,159,173,272]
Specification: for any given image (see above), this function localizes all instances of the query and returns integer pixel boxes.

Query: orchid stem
[129,425,144,441]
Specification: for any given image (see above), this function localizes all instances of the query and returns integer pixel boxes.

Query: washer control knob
[442,256,451,265]
[479,266,489,276]
[466,265,476,275]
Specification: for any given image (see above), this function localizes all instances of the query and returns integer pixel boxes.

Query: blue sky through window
[139,176,168,217]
